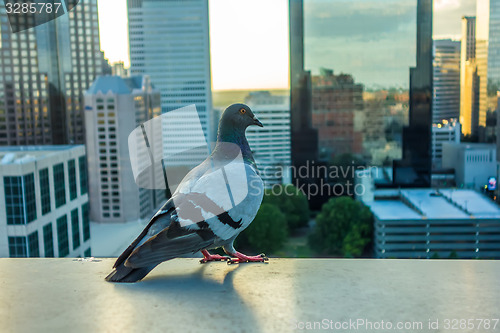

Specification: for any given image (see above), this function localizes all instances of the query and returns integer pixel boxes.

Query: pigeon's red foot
[199,249,231,263]
[227,252,269,265]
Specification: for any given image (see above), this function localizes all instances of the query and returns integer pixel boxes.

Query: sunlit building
[84,75,165,223]
[128,0,213,166]
[0,146,90,258]
[476,0,500,128]
[432,39,460,123]
[460,16,480,136]
[0,0,109,146]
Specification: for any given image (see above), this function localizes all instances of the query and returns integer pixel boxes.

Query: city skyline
[98,0,476,90]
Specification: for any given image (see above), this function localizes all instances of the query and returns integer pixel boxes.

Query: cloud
[304,0,476,88]
[304,0,416,88]
[433,0,476,38]
[305,0,415,41]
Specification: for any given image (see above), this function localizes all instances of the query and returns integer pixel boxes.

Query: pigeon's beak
[252,116,264,127]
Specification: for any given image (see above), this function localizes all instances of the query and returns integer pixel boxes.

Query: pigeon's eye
[239,108,246,115]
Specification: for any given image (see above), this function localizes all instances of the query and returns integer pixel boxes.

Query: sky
[97,0,477,90]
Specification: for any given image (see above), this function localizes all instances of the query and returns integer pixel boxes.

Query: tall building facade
[476,0,500,129]
[0,146,90,258]
[0,0,109,146]
[289,0,318,170]
[393,0,433,187]
[311,69,363,161]
[128,0,213,164]
[432,39,460,123]
[460,16,479,136]
[245,91,291,188]
[84,75,165,223]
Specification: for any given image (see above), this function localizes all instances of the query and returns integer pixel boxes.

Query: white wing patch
[176,162,264,240]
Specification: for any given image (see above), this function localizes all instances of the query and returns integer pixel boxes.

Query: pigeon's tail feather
[105,264,157,283]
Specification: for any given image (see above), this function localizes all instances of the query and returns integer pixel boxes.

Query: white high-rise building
[433,39,461,123]
[84,75,165,223]
[0,146,90,258]
[245,92,292,188]
[128,0,213,166]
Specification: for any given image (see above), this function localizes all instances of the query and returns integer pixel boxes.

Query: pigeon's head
[220,103,263,131]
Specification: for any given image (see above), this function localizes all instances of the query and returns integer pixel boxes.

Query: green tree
[309,196,373,257]
[263,184,310,230]
[237,203,288,254]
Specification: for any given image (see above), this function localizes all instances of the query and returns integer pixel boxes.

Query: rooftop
[0,145,84,165]
[1,258,499,332]
[86,75,150,95]
[367,188,500,220]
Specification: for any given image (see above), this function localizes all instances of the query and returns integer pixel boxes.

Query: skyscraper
[289,0,318,180]
[432,39,460,123]
[84,75,165,223]
[476,0,500,129]
[0,0,109,146]
[393,0,433,186]
[245,91,291,188]
[460,16,480,136]
[311,69,364,161]
[128,0,213,161]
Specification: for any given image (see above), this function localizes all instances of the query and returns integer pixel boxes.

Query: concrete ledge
[1,258,499,332]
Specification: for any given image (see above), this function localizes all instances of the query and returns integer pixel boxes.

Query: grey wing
[124,198,216,268]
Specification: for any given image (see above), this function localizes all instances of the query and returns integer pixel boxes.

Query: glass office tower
[393,0,433,186]
[289,0,319,177]
[0,0,109,146]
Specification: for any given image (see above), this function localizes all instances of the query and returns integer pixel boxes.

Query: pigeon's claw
[199,250,231,264]
[227,252,269,265]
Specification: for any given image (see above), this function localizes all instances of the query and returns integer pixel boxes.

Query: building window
[23,174,36,223]
[39,168,51,215]
[8,236,27,258]
[53,163,66,208]
[57,215,69,257]
[4,174,36,225]
[71,208,80,250]
[79,156,88,195]
[4,176,23,225]
[84,248,91,257]
[82,203,90,241]
[43,223,54,257]
[68,160,77,200]
[28,231,39,257]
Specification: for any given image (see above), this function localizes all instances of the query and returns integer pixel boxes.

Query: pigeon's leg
[223,244,268,264]
[226,251,269,264]
[199,249,231,264]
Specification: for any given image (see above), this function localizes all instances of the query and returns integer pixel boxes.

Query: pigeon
[105,103,267,283]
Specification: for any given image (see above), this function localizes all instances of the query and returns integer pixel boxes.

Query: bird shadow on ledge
[110,263,261,327]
